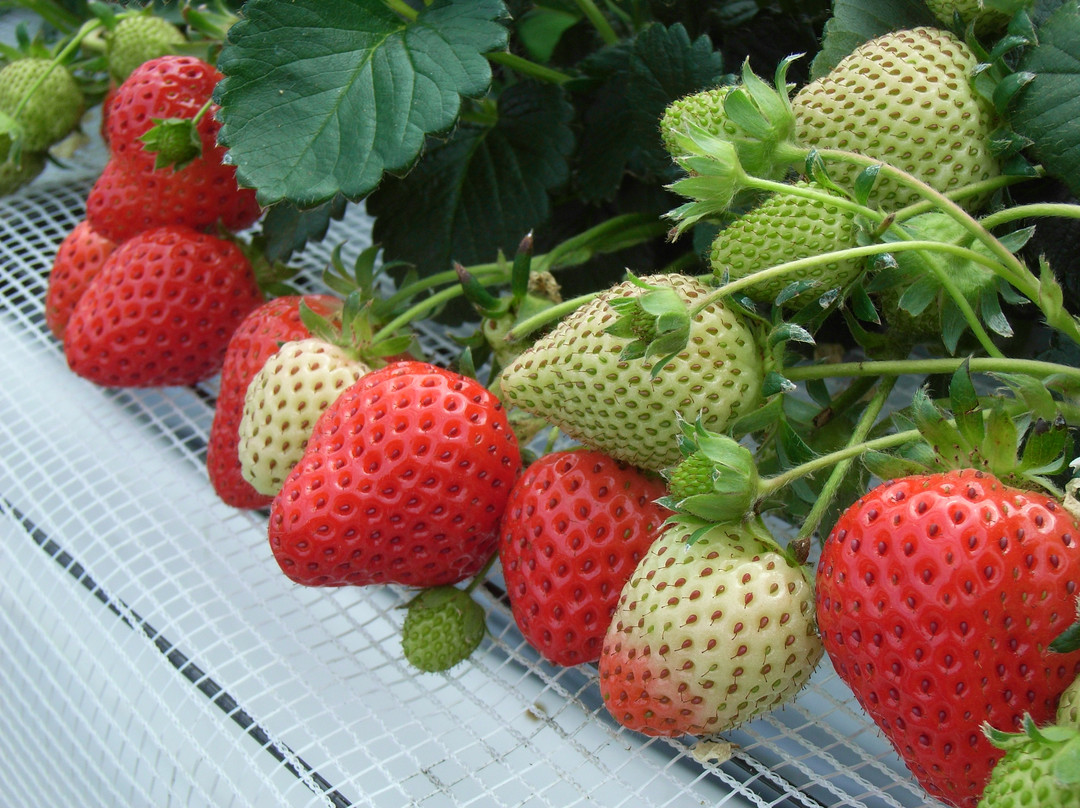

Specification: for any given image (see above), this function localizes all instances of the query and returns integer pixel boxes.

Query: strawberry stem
[977,202,1080,231]
[784,355,1080,387]
[573,0,619,44]
[487,52,573,85]
[463,551,500,596]
[382,0,418,21]
[793,376,895,545]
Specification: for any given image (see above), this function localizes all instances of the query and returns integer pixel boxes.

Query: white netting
[0,109,945,808]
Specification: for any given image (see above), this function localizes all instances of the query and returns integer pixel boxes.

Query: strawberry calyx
[659,415,759,526]
[138,99,211,171]
[981,715,1080,783]
[603,271,692,376]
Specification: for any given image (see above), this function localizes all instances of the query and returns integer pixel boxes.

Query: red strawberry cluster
[47,55,267,388]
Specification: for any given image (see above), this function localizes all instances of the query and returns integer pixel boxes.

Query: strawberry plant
[12,2,1080,807]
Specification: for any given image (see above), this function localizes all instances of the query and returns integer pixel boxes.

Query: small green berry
[0,59,84,152]
[107,15,187,82]
[401,586,486,673]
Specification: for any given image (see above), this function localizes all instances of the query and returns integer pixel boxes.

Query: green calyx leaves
[401,586,486,673]
[864,362,1074,496]
[659,415,760,527]
[982,715,1080,788]
[604,272,692,376]
[299,243,418,363]
[664,56,804,236]
[138,117,203,171]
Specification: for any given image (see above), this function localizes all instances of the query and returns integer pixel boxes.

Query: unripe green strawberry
[791,27,999,212]
[0,58,84,152]
[106,15,186,82]
[925,0,1010,34]
[660,86,738,157]
[0,142,45,195]
[500,273,764,471]
[237,338,372,496]
[401,586,486,672]
[598,516,822,736]
[1059,674,1080,730]
[665,451,715,499]
[977,719,1080,808]
[710,181,862,306]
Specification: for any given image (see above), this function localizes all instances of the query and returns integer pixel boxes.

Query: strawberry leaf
[810,0,934,79]
[259,196,349,263]
[215,0,510,207]
[1012,1,1080,200]
[367,81,572,276]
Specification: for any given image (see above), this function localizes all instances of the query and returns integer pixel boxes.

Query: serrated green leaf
[574,22,725,202]
[1012,2,1080,199]
[260,195,349,263]
[216,0,510,207]
[368,80,572,276]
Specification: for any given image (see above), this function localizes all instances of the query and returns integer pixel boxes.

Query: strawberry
[63,225,264,387]
[499,273,764,472]
[45,220,118,340]
[401,586,487,672]
[0,58,84,152]
[660,85,739,157]
[104,55,219,167]
[498,450,671,667]
[0,142,45,196]
[238,337,372,497]
[791,27,1000,212]
[106,15,186,83]
[709,180,863,306]
[85,156,262,243]
[976,717,1080,808]
[598,515,823,736]
[267,361,521,588]
[86,55,261,241]
[206,294,339,510]
[925,0,1011,34]
[816,470,1080,808]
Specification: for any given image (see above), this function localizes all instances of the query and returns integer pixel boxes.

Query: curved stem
[759,428,921,498]
[487,52,573,85]
[701,238,1016,355]
[888,174,1033,225]
[792,377,896,545]
[978,202,1080,231]
[505,291,598,342]
[10,17,102,122]
[574,0,619,44]
[784,356,1080,387]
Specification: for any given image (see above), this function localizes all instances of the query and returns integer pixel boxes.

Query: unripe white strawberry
[710,180,863,306]
[660,86,739,157]
[791,27,1000,212]
[238,338,371,496]
[598,516,823,736]
[499,273,764,472]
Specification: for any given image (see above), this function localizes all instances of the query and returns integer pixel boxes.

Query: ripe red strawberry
[206,294,340,510]
[86,152,262,244]
[86,55,261,241]
[105,55,221,167]
[268,361,521,587]
[498,450,671,667]
[45,220,118,340]
[64,225,264,387]
[816,470,1080,808]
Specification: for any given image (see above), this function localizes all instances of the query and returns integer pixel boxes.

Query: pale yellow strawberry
[238,338,371,496]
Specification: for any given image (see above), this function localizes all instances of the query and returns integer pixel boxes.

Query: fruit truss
[7,1,1080,806]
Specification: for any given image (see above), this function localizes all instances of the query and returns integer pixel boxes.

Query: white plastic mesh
[0,110,946,808]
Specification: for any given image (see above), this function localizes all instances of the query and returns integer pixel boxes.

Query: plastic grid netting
[0,136,949,808]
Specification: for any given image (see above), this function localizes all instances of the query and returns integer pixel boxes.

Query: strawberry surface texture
[268,361,522,587]
[45,220,118,341]
[500,273,764,471]
[206,295,339,510]
[791,27,1000,212]
[599,516,822,736]
[816,470,1080,808]
[498,450,671,667]
[63,225,264,387]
